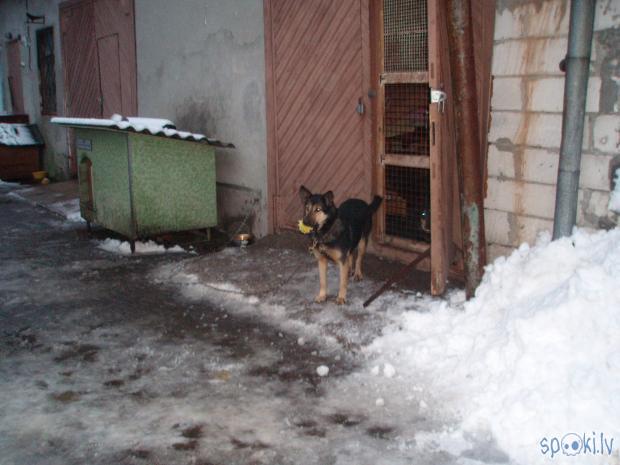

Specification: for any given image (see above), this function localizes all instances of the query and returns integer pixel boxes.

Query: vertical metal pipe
[553,0,596,239]
[0,59,5,113]
[446,0,486,298]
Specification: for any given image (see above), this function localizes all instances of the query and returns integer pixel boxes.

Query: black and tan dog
[299,186,382,305]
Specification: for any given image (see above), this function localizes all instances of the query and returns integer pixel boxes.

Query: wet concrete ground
[0,186,456,465]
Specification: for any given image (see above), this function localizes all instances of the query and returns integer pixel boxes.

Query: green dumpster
[52,116,233,242]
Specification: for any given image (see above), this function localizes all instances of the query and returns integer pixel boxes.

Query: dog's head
[299,185,335,230]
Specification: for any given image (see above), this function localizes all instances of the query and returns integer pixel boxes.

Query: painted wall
[486,0,620,260]
[0,0,70,179]
[134,0,268,237]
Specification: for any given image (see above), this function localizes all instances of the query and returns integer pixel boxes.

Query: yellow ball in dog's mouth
[298,220,313,234]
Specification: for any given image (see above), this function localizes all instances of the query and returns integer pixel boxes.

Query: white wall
[134,0,269,237]
[486,0,620,260]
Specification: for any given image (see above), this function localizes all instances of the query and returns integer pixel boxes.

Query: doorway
[373,0,461,295]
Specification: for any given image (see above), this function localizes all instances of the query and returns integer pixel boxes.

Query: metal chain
[195,197,305,297]
[220,197,260,247]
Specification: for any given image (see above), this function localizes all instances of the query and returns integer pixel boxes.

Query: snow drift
[369,228,620,464]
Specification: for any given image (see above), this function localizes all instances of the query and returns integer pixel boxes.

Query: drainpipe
[446,0,486,298]
[553,0,596,239]
[0,60,5,113]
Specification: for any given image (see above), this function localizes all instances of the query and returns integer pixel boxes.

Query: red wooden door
[97,34,122,117]
[94,0,137,116]
[59,0,137,175]
[60,1,101,118]
[6,40,25,114]
[60,0,101,176]
[266,0,372,230]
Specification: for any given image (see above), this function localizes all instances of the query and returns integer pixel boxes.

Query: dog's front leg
[336,259,349,305]
[315,254,328,303]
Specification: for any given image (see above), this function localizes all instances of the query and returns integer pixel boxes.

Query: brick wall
[485,0,620,260]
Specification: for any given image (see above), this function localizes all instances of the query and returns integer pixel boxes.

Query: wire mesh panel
[384,165,430,242]
[384,83,429,156]
[383,0,428,72]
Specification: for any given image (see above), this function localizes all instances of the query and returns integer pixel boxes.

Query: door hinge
[430,89,447,113]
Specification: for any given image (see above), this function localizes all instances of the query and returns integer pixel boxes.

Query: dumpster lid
[51,114,234,148]
[0,123,45,147]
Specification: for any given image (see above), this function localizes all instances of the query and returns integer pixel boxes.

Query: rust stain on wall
[499,0,568,36]
[509,34,557,243]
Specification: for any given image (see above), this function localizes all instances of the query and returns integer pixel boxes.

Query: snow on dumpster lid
[51,114,234,148]
[0,123,45,147]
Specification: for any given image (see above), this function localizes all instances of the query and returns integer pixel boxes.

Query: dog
[299,186,382,305]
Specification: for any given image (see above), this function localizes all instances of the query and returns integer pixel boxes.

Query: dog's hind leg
[336,259,350,305]
[347,252,355,276]
[315,255,328,303]
[354,237,367,281]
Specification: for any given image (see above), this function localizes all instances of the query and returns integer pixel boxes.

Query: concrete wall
[486,0,620,260]
[0,0,70,179]
[134,0,268,237]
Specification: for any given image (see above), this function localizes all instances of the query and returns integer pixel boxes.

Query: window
[36,27,57,115]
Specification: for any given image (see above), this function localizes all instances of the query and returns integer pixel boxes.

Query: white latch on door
[430,89,447,113]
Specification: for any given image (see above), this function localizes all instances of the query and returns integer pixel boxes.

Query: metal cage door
[376,0,454,294]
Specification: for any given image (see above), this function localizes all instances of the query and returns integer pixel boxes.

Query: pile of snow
[316,365,330,377]
[49,198,84,223]
[0,123,38,146]
[368,228,620,464]
[609,167,620,214]
[97,238,185,256]
[110,113,175,132]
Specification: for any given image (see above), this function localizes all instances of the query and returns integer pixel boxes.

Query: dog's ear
[299,185,312,204]
[323,191,334,206]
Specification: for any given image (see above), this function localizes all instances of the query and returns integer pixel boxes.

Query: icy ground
[158,227,620,465]
[2,182,618,465]
[0,187,462,465]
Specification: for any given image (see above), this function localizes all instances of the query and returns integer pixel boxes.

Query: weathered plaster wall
[134,0,268,237]
[486,0,620,260]
[0,0,70,179]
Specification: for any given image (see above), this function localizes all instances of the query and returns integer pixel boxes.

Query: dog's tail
[368,195,383,213]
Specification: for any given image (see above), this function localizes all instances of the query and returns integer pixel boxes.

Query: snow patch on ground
[0,178,22,187]
[98,238,186,255]
[316,365,329,377]
[155,265,344,352]
[49,198,84,223]
[365,228,620,465]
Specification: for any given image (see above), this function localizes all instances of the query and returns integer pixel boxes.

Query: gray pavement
[0,184,462,465]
